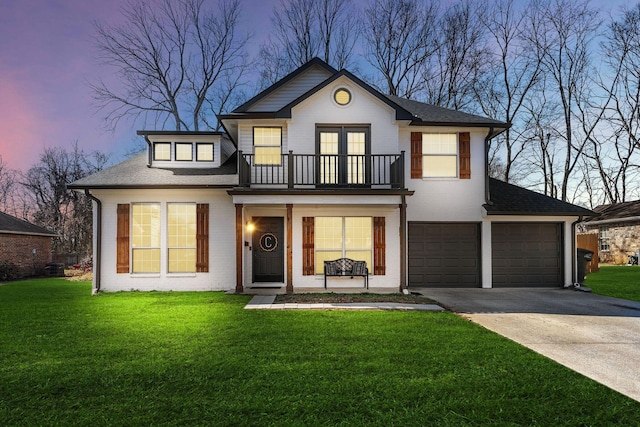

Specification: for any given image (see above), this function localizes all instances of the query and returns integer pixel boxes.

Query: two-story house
[69,58,593,293]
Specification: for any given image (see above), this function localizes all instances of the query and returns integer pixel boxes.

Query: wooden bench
[324,258,369,289]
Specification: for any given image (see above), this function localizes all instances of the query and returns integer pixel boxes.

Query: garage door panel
[408,222,481,288]
[492,223,562,288]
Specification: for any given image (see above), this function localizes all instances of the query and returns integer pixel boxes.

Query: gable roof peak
[232,57,338,113]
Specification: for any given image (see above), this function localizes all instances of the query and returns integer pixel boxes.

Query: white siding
[248,66,333,112]
[93,188,236,292]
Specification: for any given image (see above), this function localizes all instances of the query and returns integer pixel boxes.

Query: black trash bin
[576,248,593,285]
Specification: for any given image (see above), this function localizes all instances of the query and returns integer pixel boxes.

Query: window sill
[167,273,197,278]
[130,273,161,278]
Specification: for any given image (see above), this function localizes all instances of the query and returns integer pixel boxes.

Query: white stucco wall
[402,127,489,222]
[92,188,236,292]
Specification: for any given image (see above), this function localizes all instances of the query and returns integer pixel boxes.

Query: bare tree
[0,156,17,215]
[590,4,640,203]
[258,0,359,86]
[21,144,109,256]
[423,0,490,110]
[91,0,250,132]
[362,0,438,98]
[526,0,600,201]
[478,0,543,183]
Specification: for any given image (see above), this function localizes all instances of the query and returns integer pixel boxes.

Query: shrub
[0,261,20,281]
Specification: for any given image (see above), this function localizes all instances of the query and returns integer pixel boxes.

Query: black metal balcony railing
[238,151,405,189]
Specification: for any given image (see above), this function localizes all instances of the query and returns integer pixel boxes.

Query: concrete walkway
[245,295,444,311]
[418,287,640,403]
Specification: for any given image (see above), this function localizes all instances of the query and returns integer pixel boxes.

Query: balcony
[238,151,405,189]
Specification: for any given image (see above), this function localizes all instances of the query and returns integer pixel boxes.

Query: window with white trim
[422,134,458,178]
[599,226,610,252]
[315,217,372,274]
[254,127,282,165]
[167,203,196,273]
[131,203,161,273]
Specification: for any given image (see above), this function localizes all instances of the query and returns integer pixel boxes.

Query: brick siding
[0,233,53,276]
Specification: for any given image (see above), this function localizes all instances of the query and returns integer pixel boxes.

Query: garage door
[408,222,481,288]
[492,223,562,287]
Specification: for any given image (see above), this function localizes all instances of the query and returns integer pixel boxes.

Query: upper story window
[196,143,214,161]
[422,134,458,178]
[175,143,193,161]
[154,142,171,161]
[599,226,610,252]
[334,88,351,106]
[254,127,282,165]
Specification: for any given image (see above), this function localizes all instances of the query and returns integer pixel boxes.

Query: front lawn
[585,265,640,302]
[1,279,638,426]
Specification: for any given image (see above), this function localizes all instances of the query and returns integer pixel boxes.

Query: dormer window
[196,143,214,161]
[154,142,171,161]
[142,131,225,169]
[175,143,193,161]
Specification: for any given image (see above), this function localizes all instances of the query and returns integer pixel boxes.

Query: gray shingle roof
[68,153,238,189]
[384,94,508,127]
[485,178,594,216]
[0,211,57,236]
[582,200,640,222]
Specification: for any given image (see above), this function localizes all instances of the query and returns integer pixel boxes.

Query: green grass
[1,279,639,426]
[585,265,640,302]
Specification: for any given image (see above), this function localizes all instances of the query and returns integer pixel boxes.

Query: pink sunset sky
[0,0,278,172]
[0,0,621,173]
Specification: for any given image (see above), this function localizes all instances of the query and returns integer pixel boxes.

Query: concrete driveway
[417,287,640,403]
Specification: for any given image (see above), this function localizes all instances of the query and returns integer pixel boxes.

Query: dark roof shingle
[68,153,238,189]
[583,200,640,222]
[0,212,57,236]
[485,178,594,216]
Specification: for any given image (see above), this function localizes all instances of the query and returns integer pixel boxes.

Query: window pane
[254,128,281,146]
[315,217,343,250]
[423,155,457,178]
[154,143,171,161]
[132,248,160,273]
[131,204,160,248]
[176,143,193,161]
[423,134,457,154]
[345,217,372,250]
[196,144,214,161]
[168,248,196,273]
[319,132,339,184]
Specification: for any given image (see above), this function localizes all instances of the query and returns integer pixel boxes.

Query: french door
[317,126,370,186]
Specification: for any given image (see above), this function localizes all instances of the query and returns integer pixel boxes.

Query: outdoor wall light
[246,221,255,232]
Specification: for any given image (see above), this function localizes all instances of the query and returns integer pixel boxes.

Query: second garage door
[492,222,563,287]
[408,222,481,288]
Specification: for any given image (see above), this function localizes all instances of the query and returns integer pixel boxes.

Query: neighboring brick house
[579,201,640,264]
[0,211,57,277]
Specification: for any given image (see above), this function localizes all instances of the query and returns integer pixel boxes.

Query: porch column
[235,204,244,293]
[286,203,293,293]
[399,195,407,291]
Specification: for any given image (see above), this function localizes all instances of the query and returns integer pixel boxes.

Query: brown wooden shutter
[459,132,471,179]
[373,217,386,275]
[410,132,423,179]
[116,204,130,273]
[302,217,315,275]
[196,203,209,272]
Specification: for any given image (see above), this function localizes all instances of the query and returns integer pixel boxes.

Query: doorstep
[244,295,444,311]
